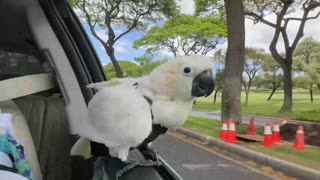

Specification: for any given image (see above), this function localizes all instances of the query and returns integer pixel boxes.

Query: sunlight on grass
[194,91,320,122]
[183,116,221,138]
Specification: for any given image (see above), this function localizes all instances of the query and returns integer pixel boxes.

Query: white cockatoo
[71,55,215,161]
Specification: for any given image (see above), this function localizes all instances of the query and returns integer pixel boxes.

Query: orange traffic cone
[226,118,237,143]
[263,123,273,147]
[247,117,256,135]
[293,126,305,150]
[272,122,281,144]
[219,120,228,140]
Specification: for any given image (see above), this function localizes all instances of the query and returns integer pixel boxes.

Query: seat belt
[0,73,55,102]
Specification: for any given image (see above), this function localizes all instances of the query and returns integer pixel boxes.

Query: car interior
[0,0,182,180]
[0,0,89,179]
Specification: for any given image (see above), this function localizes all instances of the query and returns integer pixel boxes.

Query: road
[190,109,314,126]
[153,134,270,180]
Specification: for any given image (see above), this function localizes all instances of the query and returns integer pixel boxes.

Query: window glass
[0,52,44,80]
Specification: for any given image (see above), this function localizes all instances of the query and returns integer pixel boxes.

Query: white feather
[87,78,138,90]
[85,84,152,161]
[140,54,214,129]
[152,100,193,129]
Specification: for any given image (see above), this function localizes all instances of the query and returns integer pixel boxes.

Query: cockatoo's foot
[109,146,129,162]
[138,146,158,161]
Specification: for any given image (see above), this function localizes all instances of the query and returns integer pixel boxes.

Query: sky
[81,0,320,66]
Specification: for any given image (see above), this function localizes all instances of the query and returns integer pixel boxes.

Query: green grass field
[183,116,320,170]
[183,116,264,138]
[244,144,320,171]
[194,90,320,122]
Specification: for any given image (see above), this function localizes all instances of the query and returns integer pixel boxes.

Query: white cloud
[176,0,195,15]
[114,40,131,53]
[96,29,108,42]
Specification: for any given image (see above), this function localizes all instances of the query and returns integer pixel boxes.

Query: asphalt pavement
[190,109,314,126]
[153,134,270,180]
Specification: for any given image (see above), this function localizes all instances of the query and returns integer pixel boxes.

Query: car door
[38,0,183,179]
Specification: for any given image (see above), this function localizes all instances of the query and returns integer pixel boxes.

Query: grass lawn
[183,116,264,137]
[244,144,320,171]
[194,90,320,122]
[183,116,320,170]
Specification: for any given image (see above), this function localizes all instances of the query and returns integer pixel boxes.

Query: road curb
[176,128,320,180]
[192,109,320,125]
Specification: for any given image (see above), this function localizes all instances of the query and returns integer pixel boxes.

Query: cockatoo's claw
[139,146,158,161]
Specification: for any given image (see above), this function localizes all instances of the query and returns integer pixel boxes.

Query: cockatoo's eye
[184,67,191,74]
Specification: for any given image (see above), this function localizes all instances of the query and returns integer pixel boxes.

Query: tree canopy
[104,59,166,79]
[133,14,227,57]
[242,48,265,107]
[293,37,320,97]
[294,37,320,66]
[75,0,179,77]
[194,0,225,19]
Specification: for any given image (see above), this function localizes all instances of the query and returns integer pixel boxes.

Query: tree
[294,37,320,64]
[104,61,140,78]
[104,59,166,79]
[262,53,283,101]
[212,49,225,104]
[307,61,320,91]
[133,14,227,57]
[252,75,264,91]
[137,59,167,76]
[213,48,225,69]
[294,37,320,87]
[242,48,264,107]
[293,37,320,102]
[196,0,246,123]
[213,69,223,104]
[222,0,245,123]
[75,0,178,77]
[195,0,225,19]
[294,76,314,102]
[244,0,320,113]
[134,55,152,66]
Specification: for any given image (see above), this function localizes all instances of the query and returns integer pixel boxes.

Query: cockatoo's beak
[191,70,215,97]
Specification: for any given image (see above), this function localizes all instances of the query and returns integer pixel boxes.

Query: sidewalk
[191,109,318,126]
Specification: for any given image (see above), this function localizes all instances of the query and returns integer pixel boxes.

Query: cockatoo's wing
[76,84,152,161]
[87,78,139,90]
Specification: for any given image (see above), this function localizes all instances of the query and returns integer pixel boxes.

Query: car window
[0,52,44,80]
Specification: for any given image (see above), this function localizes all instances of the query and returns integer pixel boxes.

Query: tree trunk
[267,86,277,101]
[213,87,222,104]
[245,89,249,108]
[280,63,292,113]
[310,88,313,103]
[221,0,245,123]
[317,84,320,91]
[245,79,252,108]
[105,46,123,78]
